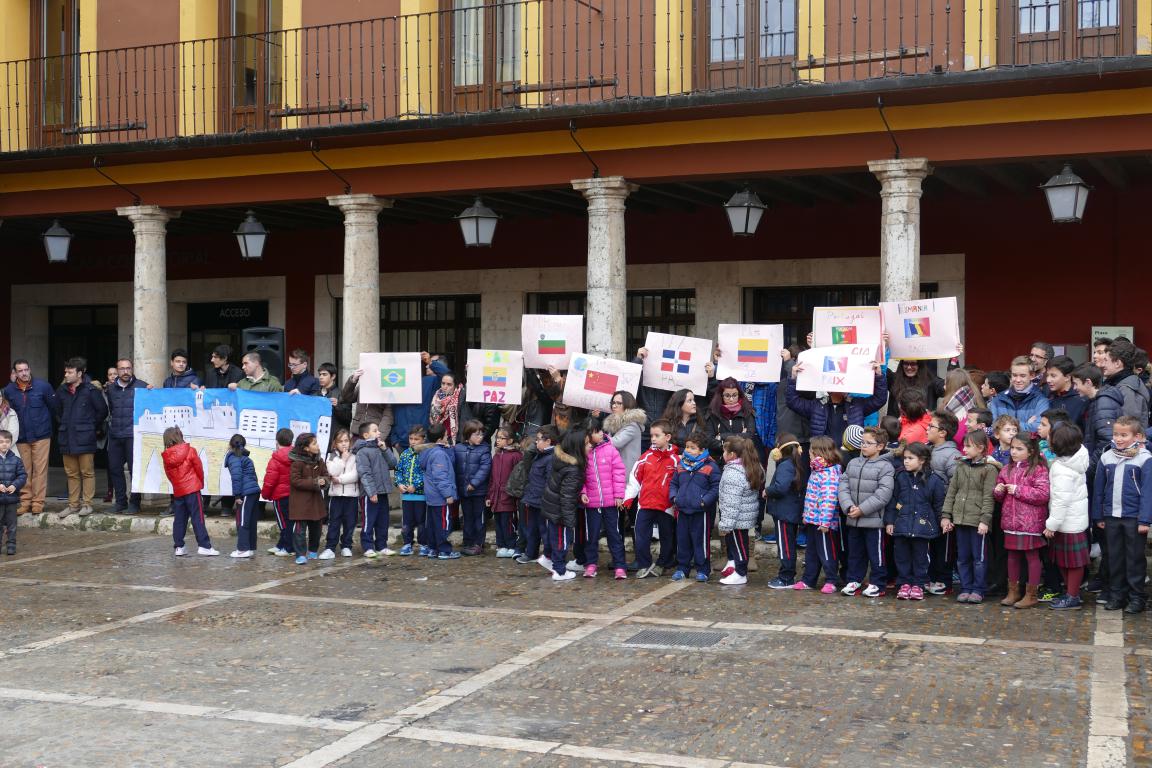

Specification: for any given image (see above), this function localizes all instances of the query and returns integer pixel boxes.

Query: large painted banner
[795,345,878,395]
[358,352,424,404]
[880,297,962,360]
[521,314,583,370]
[466,349,524,406]
[132,389,332,495]
[641,332,714,396]
[562,354,642,411]
[716,323,784,383]
[812,306,884,362]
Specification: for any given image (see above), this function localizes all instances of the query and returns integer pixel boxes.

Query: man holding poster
[786,352,888,448]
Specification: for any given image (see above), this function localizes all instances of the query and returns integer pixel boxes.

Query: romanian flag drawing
[903,318,931,338]
[380,368,406,387]
[660,349,691,374]
[538,336,566,355]
[584,370,619,396]
[482,367,507,387]
[736,338,770,363]
[831,326,857,345]
[822,357,848,374]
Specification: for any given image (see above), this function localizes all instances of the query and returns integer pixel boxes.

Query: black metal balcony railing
[1,0,1148,153]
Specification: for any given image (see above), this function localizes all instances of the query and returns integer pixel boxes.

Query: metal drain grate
[623,628,726,648]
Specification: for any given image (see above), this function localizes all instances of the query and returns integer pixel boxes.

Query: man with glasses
[284,349,321,396]
[1028,342,1054,391]
[2,360,57,515]
[106,359,149,513]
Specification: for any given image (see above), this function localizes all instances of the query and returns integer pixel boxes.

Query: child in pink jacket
[580,419,627,580]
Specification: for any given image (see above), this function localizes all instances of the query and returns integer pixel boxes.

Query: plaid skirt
[1052,530,1090,569]
[1004,532,1046,551]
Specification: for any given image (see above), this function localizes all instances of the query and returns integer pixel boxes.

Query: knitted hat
[843,425,864,451]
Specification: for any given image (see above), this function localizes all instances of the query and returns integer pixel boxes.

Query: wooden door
[698,0,795,90]
[442,0,520,113]
[31,0,80,147]
[220,0,284,132]
[999,0,1133,64]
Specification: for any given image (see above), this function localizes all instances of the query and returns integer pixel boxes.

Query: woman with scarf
[430,372,463,445]
[705,377,761,457]
[941,368,987,447]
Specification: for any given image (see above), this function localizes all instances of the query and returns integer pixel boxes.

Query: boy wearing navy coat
[669,431,722,581]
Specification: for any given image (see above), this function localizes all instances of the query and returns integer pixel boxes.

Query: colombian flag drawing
[585,370,619,396]
[736,338,770,363]
[822,357,848,374]
[482,367,507,387]
[831,326,857,345]
[380,369,406,387]
[903,318,931,338]
[538,336,566,355]
[660,349,691,374]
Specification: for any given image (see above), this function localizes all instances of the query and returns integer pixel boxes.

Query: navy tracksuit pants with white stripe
[844,526,887,585]
[360,496,388,552]
[234,492,260,552]
[271,497,293,552]
[426,504,454,555]
[801,524,840,587]
[675,510,712,576]
[774,518,799,583]
[583,506,627,569]
[725,529,752,576]
[172,492,212,550]
[547,520,573,576]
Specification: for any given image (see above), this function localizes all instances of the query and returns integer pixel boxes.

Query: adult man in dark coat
[54,357,108,516]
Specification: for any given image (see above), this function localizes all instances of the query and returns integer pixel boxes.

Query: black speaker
[241,326,285,381]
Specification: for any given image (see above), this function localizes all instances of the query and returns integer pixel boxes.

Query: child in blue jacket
[669,431,722,582]
[396,425,429,557]
[0,429,27,555]
[453,419,493,556]
[224,434,261,559]
[1091,416,1152,613]
[885,442,946,601]
[765,433,805,588]
[420,422,460,560]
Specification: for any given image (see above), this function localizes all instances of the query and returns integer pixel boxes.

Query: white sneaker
[363,549,378,558]
[496,548,514,558]
[266,546,280,555]
[380,548,396,556]
[198,547,220,556]
[318,549,336,560]
[536,555,553,572]
[566,559,580,573]
[551,571,577,582]
[340,548,353,558]
[173,546,186,557]
[271,547,291,557]
[841,581,862,596]
[229,550,253,559]
[862,584,885,597]
[719,572,748,585]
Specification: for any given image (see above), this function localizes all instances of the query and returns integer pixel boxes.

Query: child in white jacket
[1043,422,1090,610]
[320,429,360,559]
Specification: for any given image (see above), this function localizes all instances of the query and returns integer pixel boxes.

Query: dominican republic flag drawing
[903,318,931,338]
[822,357,848,374]
[482,367,507,387]
[584,370,619,396]
[538,335,566,355]
[831,326,857,345]
[736,338,770,363]
[660,349,691,374]
[380,369,406,387]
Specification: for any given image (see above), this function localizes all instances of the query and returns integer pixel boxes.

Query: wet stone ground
[0,528,1139,767]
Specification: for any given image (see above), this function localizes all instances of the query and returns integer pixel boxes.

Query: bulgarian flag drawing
[538,335,566,355]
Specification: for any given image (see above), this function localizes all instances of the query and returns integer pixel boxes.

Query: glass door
[444,0,521,113]
[220,0,284,131]
[33,0,80,147]
[700,0,796,89]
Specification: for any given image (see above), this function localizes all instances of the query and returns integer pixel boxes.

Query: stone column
[116,205,180,387]
[327,194,392,383]
[867,158,932,303]
[572,176,637,360]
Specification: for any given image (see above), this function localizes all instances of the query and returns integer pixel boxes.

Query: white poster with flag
[466,349,523,406]
[795,345,877,395]
[716,323,784,383]
[812,306,885,362]
[641,331,713,396]
[881,297,961,360]
[562,354,642,411]
[521,314,583,370]
[358,352,423,404]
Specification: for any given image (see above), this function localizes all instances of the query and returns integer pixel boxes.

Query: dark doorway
[187,301,270,376]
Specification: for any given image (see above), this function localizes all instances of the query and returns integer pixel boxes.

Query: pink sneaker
[820,582,837,594]
[791,581,811,590]
[583,565,597,579]
[909,585,925,600]
[614,568,627,580]
[896,584,912,600]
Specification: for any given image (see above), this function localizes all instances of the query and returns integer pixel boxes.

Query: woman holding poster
[430,373,463,444]
[705,378,761,458]
[662,389,707,452]
[886,360,945,419]
[603,391,647,472]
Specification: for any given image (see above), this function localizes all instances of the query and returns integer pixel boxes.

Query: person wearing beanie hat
[841,424,864,467]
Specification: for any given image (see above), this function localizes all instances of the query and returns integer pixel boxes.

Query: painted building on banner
[0,0,1149,393]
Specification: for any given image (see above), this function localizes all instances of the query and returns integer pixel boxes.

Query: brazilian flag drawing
[380,368,406,388]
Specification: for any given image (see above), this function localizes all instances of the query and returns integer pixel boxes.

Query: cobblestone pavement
[0,528,1140,767]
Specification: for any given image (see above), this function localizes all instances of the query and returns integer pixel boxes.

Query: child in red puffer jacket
[162,427,217,558]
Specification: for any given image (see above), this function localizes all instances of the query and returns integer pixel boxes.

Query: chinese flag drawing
[584,370,619,396]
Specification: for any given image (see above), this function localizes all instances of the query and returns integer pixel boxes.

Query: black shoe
[1124,600,1146,614]
[6,544,14,556]
[113,503,128,513]
[1084,578,1105,593]
[126,505,140,515]
[1104,599,1128,611]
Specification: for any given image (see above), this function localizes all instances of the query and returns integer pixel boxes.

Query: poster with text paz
[641,331,714,396]
[131,389,332,496]
[562,354,642,412]
[358,352,423,404]
[796,345,877,395]
[812,306,885,362]
[716,324,784,383]
[465,349,523,406]
[881,297,961,360]
[521,314,583,370]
